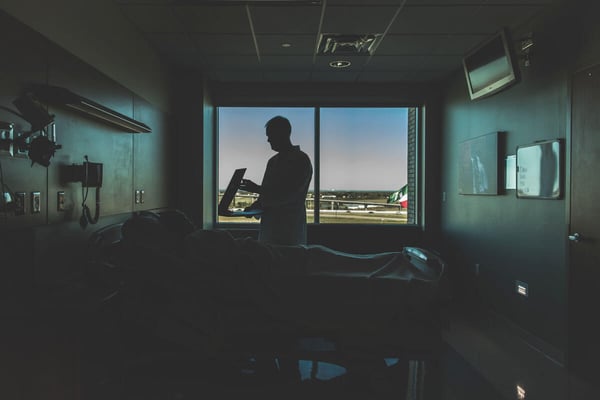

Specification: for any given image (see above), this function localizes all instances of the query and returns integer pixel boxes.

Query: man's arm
[239,179,261,194]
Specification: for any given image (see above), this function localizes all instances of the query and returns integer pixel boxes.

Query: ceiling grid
[115,0,561,83]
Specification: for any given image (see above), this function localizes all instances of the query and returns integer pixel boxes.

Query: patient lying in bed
[119,211,449,347]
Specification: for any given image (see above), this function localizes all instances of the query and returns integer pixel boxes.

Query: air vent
[317,33,382,56]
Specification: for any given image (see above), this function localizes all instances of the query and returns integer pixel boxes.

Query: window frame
[213,104,422,229]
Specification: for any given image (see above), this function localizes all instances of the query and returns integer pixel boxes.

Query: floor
[88,338,506,400]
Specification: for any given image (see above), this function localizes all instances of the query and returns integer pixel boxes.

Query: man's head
[265,116,292,152]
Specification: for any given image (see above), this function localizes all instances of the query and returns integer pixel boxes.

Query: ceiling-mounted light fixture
[329,60,351,68]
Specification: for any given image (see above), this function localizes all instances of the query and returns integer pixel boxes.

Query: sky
[218,107,408,191]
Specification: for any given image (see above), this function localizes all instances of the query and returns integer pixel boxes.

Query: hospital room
[0,0,598,399]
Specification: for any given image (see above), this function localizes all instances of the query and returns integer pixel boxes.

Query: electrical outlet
[31,191,41,214]
[0,121,14,156]
[516,280,529,297]
[57,191,65,211]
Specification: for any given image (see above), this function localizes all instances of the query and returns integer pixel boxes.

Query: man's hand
[244,200,262,219]
[240,179,261,194]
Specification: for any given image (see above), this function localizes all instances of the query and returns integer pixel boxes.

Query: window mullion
[314,107,321,224]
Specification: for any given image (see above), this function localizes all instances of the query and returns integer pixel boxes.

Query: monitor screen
[463,29,520,100]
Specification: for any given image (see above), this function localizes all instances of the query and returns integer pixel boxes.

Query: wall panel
[438,2,585,354]
[0,11,49,229]
[47,48,135,221]
[133,96,173,211]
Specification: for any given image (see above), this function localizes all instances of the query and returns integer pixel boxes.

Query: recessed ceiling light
[329,60,351,68]
[281,43,292,48]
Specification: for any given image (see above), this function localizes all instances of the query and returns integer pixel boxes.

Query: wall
[0,9,174,304]
[0,10,176,399]
[438,0,596,357]
[1,0,172,111]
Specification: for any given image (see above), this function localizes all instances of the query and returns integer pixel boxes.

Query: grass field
[218,192,408,225]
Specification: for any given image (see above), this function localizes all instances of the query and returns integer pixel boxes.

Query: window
[217,106,417,225]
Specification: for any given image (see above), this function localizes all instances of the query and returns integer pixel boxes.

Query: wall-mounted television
[462,28,520,100]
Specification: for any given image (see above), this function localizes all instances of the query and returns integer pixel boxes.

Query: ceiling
[115,0,561,84]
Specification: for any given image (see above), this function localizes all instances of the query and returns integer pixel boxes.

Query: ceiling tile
[357,69,454,83]
[119,5,184,33]
[327,0,408,4]
[310,69,360,82]
[190,33,257,55]
[116,0,175,4]
[390,6,484,34]
[173,5,250,33]
[261,55,314,68]
[433,34,490,54]
[390,5,544,34]
[365,54,462,70]
[322,6,399,33]
[262,70,312,82]
[375,34,488,55]
[473,5,545,31]
[249,5,323,34]
[403,0,484,4]
[256,35,318,56]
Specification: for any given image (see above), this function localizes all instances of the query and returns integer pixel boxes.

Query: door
[569,64,600,384]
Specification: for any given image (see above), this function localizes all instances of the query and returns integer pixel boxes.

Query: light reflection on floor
[114,339,505,400]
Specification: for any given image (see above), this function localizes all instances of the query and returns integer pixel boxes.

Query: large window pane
[218,107,315,224]
[319,108,409,224]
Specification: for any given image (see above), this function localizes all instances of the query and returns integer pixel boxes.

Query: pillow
[122,210,194,254]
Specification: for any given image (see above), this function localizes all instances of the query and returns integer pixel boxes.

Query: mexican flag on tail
[387,184,408,208]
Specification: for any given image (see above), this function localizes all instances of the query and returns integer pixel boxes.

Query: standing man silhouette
[240,116,313,245]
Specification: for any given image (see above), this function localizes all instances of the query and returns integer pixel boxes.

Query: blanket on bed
[184,229,447,331]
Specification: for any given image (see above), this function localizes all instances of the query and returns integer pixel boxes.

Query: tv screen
[463,29,520,100]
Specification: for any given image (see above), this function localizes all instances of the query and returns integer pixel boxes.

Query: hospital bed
[86,209,451,392]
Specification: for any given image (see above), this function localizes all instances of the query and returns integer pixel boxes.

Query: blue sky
[218,107,408,191]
